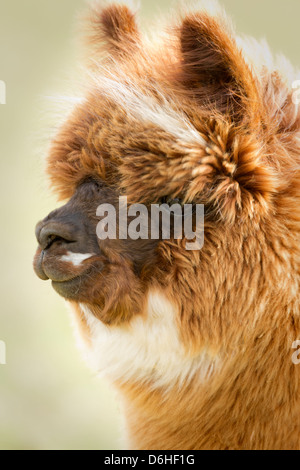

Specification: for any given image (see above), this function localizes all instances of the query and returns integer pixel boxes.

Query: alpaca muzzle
[34,203,100,287]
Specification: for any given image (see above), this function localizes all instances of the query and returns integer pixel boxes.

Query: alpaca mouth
[34,249,50,281]
[33,246,104,299]
[33,248,77,282]
[51,275,87,299]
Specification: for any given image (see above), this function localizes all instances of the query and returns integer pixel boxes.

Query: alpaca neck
[119,339,300,450]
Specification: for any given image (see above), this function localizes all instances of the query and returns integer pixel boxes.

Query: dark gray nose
[35,220,77,251]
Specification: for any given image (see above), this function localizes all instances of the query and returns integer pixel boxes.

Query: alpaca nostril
[36,222,77,251]
[42,234,66,251]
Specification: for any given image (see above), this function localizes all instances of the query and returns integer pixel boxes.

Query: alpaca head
[34,2,300,403]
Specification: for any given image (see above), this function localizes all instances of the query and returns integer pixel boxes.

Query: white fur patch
[74,291,220,389]
[90,72,206,148]
[61,252,93,267]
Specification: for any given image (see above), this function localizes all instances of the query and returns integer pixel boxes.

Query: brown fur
[36,1,300,450]
[86,3,140,56]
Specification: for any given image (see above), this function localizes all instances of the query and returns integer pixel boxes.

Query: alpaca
[33,1,300,450]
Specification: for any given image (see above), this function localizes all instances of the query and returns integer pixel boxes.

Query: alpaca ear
[87,3,140,56]
[178,13,260,120]
[175,13,279,220]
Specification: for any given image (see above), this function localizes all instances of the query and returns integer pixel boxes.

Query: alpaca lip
[51,276,82,299]
[34,242,105,299]
[34,248,76,283]
[34,247,97,283]
[33,249,49,281]
[51,269,95,300]
[51,256,106,300]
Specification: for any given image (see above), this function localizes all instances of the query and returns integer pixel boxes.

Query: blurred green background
[0,0,299,450]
